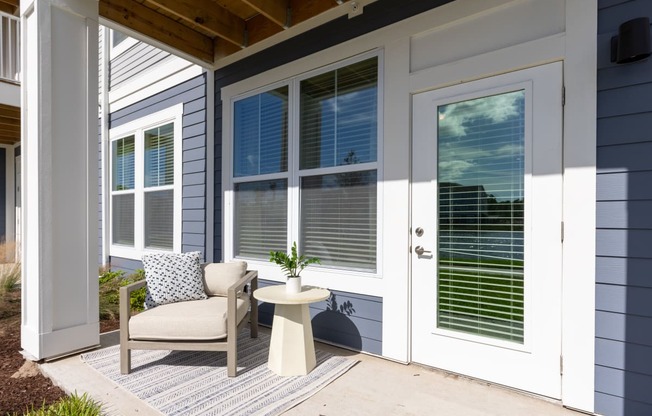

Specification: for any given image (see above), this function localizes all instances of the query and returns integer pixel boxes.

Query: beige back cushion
[202,261,247,296]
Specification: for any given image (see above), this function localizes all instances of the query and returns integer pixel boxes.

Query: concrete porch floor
[40,329,586,416]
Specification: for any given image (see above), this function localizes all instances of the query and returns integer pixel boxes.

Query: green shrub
[98,267,146,320]
[16,393,102,416]
[0,263,20,294]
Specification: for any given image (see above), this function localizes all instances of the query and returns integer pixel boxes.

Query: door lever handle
[414,245,431,256]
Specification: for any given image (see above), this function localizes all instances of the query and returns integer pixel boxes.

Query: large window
[110,106,182,259]
[231,55,380,272]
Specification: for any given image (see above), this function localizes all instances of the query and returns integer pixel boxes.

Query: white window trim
[109,104,183,260]
[224,51,384,290]
[108,28,138,60]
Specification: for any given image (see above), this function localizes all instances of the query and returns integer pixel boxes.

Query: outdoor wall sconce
[611,17,651,64]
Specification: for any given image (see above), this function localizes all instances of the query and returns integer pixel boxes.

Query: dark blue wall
[596,1,652,415]
[108,73,208,270]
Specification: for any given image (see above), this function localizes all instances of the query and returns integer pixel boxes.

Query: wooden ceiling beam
[0,104,20,120]
[246,13,283,45]
[0,134,19,145]
[100,0,215,64]
[146,0,246,47]
[0,2,16,14]
[291,0,336,26]
[241,0,288,27]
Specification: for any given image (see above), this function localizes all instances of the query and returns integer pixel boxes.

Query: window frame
[108,28,138,60]
[225,51,384,280]
[109,104,184,260]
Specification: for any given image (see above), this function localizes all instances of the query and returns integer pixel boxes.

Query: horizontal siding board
[596,256,652,288]
[597,57,652,89]
[183,172,205,186]
[597,229,652,258]
[597,171,652,201]
[184,97,206,114]
[597,82,652,119]
[183,196,205,210]
[183,147,205,162]
[596,366,652,405]
[597,112,652,147]
[183,110,206,127]
[597,142,652,173]
[112,49,172,89]
[183,246,205,258]
[183,135,205,151]
[183,184,205,198]
[184,160,206,174]
[182,123,205,138]
[183,209,205,222]
[598,1,652,33]
[595,338,652,376]
[109,256,143,273]
[595,392,652,416]
[182,221,205,234]
[256,280,382,354]
[596,284,652,317]
[182,233,205,246]
[597,201,652,229]
[596,310,652,346]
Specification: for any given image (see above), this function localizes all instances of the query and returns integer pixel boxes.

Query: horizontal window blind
[144,123,174,187]
[301,171,377,271]
[234,179,287,259]
[112,194,134,246]
[144,190,173,250]
[234,86,288,177]
[113,136,135,191]
[437,90,525,343]
[300,57,377,170]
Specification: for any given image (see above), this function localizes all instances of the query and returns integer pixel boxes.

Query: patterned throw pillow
[142,251,207,308]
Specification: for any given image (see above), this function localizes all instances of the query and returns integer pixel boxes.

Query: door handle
[414,245,431,256]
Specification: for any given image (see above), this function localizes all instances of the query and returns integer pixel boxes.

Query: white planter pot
[286,277,302,294]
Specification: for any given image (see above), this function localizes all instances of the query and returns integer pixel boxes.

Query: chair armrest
[226,270,258,331]
[119,280,147,338]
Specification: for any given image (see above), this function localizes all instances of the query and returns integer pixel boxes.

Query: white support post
[20,0,99,360]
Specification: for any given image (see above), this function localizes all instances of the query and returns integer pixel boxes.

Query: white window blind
[301,171,377,271]
[145,190,173,250]
[234,180,287,258]
[112,136,135,246]
[145,123,174,187]
[112,194,134,246]
[437,90,526,343]
[113,136,135,191]
[300,57,377,170]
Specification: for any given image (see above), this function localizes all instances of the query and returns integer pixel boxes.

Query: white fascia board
[0,82,20,107]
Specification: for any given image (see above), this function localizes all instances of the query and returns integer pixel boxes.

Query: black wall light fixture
[611,17,651,64]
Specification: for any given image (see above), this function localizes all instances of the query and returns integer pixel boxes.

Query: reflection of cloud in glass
[438,93,522,138]
[439,160,475,181]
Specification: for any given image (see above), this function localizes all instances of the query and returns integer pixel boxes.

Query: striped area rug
[81,330,357,416]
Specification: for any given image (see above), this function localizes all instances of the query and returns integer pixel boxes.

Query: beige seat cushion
[201,261,247,296]
[129,295,250,341]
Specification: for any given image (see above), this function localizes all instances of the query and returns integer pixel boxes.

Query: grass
[12,393,102,416]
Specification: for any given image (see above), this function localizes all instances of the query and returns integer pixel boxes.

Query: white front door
[411,62,563,398]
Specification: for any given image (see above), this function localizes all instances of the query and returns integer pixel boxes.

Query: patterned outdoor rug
[81,330,357,416]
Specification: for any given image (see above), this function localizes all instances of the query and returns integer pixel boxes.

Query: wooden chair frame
[119,270,258,377]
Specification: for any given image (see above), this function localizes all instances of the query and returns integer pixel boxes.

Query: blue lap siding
[596,1,652,415]
[107,74,208,270]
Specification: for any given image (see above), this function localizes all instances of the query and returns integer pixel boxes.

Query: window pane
[301,171,377,271]
[145,190,173,250]
[112,136,135,191]
[145,123,174,188]
[112,30,128,48]
[112,194,134,246]
[234,179,287,259]
[234,86,289,177]
[437,90,525,343]
[300,57,378,170]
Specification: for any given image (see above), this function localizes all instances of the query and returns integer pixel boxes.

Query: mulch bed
[0,290,119,415]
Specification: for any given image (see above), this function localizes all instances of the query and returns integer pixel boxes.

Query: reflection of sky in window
[438,91,525,202]
[316,87,377,167]
[234,88,288,177]
[114,137,134,191]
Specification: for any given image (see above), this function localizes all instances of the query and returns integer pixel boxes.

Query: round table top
[253,285,330,305]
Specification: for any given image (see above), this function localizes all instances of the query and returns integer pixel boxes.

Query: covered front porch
[41,328,582,416]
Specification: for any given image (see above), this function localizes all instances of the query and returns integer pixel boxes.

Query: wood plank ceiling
[99,0,352,65]
[0,0,18,15]
[0,104,20,145]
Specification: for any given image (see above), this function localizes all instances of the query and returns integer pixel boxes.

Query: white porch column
[20,0,99,360]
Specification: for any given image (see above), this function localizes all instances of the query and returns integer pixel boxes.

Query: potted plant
[269,242,320,294]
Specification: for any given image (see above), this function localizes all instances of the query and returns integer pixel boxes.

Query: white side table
[253,285,330,376]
